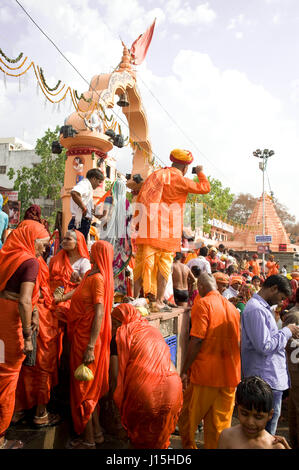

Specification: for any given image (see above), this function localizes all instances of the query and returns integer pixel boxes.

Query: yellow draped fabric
[133,244,173,297]
[178,384,235,449]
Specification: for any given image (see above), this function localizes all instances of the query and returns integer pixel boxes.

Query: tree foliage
[227,193,258,224]
[186,176,235,232]
[272,197,296,227]
[228,193,298,236]
[7,126,66,228]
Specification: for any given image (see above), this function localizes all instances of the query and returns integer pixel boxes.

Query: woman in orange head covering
[49,230,90,320]
[49,229,91,366]
[67,240,114,449]
[13,218,60,427]
[0,220,49,449]
[111,303,183,449]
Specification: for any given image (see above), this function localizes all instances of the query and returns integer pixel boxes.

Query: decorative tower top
[117,43,136,78]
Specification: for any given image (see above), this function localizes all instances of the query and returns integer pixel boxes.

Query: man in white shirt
[281,265,287,277]
[187,246,211,274]
[223,275,243,300]
[68,168,104,240]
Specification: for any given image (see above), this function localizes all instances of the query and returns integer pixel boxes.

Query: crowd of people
[0,148,299,451]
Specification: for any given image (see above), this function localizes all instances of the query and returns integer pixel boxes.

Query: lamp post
[252,148,275,275]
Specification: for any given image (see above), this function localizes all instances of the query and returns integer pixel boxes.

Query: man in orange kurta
[133,149,210,311]
[249,253,260,277]
[178,272,241,449]
[266,255,279,278]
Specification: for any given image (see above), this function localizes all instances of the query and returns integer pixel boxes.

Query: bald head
[197,272,217,297]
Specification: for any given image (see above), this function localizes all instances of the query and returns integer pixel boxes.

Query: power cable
[98,13,242,190]
[14,0,168,168]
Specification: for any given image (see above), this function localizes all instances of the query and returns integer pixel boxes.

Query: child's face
[238,405,273,438]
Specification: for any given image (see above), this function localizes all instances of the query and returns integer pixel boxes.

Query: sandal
[94,432,104,445]
[33,411,61,428]
[10,411,26,425]
[0,439,24,449]
[158,304,172,312]
[67,438,96,449]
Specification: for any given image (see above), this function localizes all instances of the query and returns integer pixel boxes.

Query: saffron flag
[130,19,156,65]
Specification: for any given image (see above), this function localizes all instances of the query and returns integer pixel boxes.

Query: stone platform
[146,306,190,372]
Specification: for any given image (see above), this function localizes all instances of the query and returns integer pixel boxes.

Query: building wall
[234,250,297,273]
[0,143,41,188]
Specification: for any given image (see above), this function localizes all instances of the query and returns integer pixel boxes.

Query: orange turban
[291,272,299,280]
[170,149,194,165]
[230,275,243,285]
[213,272,229,283]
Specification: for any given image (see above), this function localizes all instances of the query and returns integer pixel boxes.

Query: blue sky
[1,0,299,222]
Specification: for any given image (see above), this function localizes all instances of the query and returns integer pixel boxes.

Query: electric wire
[14,0,168,168]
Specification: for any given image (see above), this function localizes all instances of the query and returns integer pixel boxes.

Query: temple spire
[117,43,136,78]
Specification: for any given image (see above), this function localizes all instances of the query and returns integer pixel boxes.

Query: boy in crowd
[217,376,290,449]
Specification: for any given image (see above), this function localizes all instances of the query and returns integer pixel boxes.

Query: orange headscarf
[213,272,229,283]
[230,275,244,285]
[112,303,182,449]
[112,303,150,411]
[90,240,114,331]
[49,229,89,292]
[0,220,49,301]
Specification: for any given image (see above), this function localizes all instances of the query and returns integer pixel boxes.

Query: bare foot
[0,438,24,449]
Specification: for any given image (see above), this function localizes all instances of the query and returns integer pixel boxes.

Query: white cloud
[227,14,245,30]
[137,49,299,218]
[1,0,299,220]
[272,13,281,24]
[0,6,14,22]
[235,32,244,39]
[290,79,299,103]
[166,1,216,26]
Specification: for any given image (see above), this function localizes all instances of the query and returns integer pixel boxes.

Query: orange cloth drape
[249,260,260,277]
[67,240,114,435]
[112,303,183,449]
[184,252,197,264]
[190,290,241,388]
[178,384,236,449]
[266,261,279,277]
[136,167,210,252]
[0,221,49,437]
[15,256,59,411]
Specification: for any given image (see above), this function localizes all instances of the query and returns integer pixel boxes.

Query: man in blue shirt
[0,195,8,249]
[241,274,299,435]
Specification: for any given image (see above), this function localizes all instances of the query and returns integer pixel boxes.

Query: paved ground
[6,396,290,449]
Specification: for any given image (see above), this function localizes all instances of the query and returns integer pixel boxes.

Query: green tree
[186,176,235,232]
[7,126,66,229]
[227,193,258,224]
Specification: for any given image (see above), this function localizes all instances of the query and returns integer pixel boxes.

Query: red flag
[130,19,156,66]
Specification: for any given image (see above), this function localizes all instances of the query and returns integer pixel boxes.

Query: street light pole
[252,148,275,276]
[262,153,266,274]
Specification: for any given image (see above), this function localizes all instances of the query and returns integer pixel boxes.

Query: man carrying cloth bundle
[133,149,210,312]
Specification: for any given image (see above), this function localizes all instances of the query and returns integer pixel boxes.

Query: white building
[0,136,123,218]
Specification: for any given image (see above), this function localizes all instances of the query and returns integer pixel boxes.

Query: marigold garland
[39,66,62,91]
[0,48,23,64]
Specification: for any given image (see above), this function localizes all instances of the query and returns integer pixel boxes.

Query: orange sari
[112,303,183,449]
[49,230,90,323]
[0,221,49,437]
[15,256,59,411]
[67,240,114,435]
